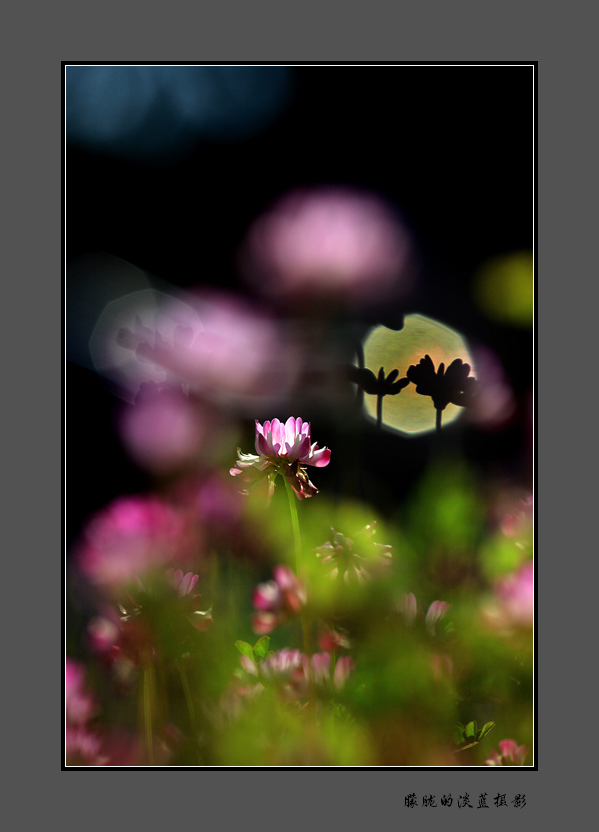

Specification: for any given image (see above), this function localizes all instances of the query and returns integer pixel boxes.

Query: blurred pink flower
[397,594,451,636]
[240,186,415,307]
[425,600,452,636]
[65,658,97,725]
[494,560,534,627]
[230,416,331,501]
[315,522,393,584]
[166,567,199,597]
[317,624,351,652]
[66,726,149,767]
[465,345,516,428]
[398,592,418,626]
[501,493,534,541]
[303,653,354,691]
[117,291,296,405]
[76,495,196,594]
[239,648,354,700]
[117,383,207,474]
[65,659,105,766]
[252,565,306,634]
[65,725,105,766]
[484,739,528,766]
[87,613,121,655]
[166,568,213,632]
[430,652,453,680]
[88,567,213,670]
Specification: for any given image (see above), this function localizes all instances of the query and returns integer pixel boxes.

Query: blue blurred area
[66,65,292,161]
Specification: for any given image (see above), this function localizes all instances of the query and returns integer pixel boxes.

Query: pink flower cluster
[484,739,528,766]
[240,648,354,700]
[230,417,331,501]
[252,565,306,634]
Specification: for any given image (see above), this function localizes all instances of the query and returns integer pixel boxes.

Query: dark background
[66,64,534,547]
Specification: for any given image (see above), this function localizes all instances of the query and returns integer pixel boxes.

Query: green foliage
[454,720,495,751]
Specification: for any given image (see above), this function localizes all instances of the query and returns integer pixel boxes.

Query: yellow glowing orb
[360,314,474,434]
[472,251,533,328]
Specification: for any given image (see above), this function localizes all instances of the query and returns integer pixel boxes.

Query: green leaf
[476,722,495,741]
[253,636,270,659]
[235,641,255,660]
[464,721,477,740]
[453,724,466,745]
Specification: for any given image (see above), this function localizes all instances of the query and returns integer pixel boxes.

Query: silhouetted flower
[230,417,331,501]
[348,366,409,397]
[348,365,410,429]
[406,354,477,411]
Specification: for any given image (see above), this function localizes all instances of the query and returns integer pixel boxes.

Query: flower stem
[142,662,155,765]
[284,477,312,657]
[178,658,196,732]
[377,394,383,430]
[436,408,443,433]
[284,477,302,570]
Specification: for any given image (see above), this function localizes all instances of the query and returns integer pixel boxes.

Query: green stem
[142,663,155,765]
[284,477,302,572]
[178,659,196,732]
[284,477,312,658]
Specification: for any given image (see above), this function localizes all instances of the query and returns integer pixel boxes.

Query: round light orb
[361,314,475,434]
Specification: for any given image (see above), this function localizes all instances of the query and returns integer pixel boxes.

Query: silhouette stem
[436,408,443,433]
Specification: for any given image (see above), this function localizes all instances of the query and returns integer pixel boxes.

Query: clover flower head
[484,739,528,766]
[230,417,331,502]
[314,522,393,584]
[406,354,478,411]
